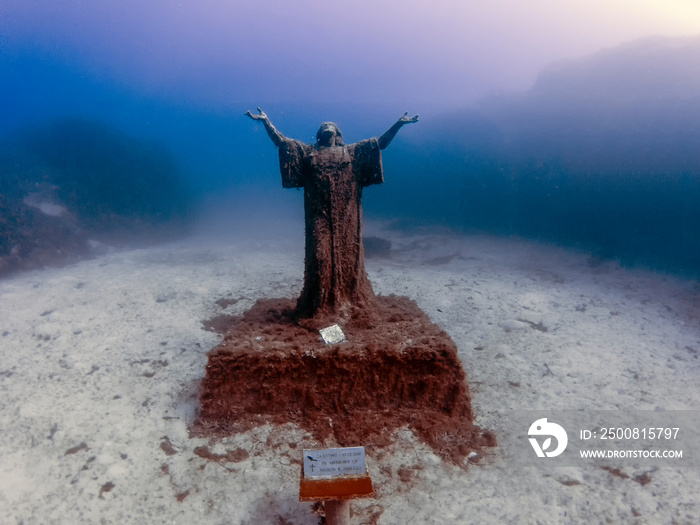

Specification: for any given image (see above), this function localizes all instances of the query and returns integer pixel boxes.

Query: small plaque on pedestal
[319,324,346,345]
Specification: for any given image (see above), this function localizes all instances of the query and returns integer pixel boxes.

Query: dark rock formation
[0,118,193,276]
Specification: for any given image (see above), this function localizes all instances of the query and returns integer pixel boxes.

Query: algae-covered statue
[245,108,418,318]
[198,109,494,467]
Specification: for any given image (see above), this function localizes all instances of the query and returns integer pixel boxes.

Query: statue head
[316,122,344,147]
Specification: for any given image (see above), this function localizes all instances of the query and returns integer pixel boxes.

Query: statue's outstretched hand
[244,108,284,146]
[245,107,268,121]
[400,112,419,124]
[378,112,419,149]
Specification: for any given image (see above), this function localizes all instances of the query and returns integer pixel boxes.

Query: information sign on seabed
[303,447,366,478]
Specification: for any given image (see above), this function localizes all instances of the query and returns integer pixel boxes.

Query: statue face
[316,122,342,147]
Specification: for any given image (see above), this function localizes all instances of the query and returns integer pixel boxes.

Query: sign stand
[300,447,374,525]
[325,500,350,524]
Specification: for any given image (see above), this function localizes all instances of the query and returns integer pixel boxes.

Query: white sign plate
[303,447,366,478]
[319,324,346,344]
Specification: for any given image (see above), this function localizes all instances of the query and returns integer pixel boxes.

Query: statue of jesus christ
[246,108,419,318]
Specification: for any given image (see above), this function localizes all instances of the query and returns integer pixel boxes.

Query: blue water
[2,37,700,277]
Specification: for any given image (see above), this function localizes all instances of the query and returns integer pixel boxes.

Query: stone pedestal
[196,296,495,463]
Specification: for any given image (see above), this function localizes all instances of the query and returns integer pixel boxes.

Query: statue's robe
[278,138,383,317]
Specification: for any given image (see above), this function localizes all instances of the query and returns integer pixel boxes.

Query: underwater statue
[245,108,419,318]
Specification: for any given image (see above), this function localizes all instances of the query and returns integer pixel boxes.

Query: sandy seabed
[1,217,699,524]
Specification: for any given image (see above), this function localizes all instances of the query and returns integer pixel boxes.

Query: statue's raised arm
[245,107,286,148]
[378,112,419,150]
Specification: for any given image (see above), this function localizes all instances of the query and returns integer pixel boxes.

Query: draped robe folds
[278,137,383,317]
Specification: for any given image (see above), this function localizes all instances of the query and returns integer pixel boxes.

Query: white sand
[1,217,699,524]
